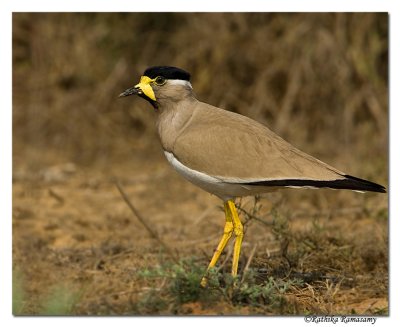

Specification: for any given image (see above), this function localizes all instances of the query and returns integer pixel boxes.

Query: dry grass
[13,13,387,171]
[12,13,388,315]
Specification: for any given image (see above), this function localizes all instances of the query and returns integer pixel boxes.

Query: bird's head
[119,66,193,109]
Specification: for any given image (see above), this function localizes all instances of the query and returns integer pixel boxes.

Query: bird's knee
[223,221,234,234]
[234,223,243,237]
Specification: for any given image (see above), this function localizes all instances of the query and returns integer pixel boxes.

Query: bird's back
[171,101,346,183]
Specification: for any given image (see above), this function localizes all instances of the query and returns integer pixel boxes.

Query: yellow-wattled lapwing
[119,66,386,286]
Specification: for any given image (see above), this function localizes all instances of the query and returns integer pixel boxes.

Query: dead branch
[114,180,178,263]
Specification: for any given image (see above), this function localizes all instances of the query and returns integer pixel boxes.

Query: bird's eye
[154,76,166,86]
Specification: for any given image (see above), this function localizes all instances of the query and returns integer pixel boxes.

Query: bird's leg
[200,202,234,287]
[227,200,244,277]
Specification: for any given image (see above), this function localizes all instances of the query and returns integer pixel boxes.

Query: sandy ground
[12,148,388,315]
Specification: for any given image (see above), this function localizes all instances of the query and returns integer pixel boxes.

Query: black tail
[244,174,386,193]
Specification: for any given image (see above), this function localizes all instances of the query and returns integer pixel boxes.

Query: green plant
[40,285,81,315]
[134,258,303,314]
[12,269,25,315]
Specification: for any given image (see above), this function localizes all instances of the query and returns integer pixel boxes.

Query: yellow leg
[201,200,244,286]
[200,202,234,287]
[227,200,244,277]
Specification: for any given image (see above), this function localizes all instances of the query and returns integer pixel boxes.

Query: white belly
[163,151,271,200]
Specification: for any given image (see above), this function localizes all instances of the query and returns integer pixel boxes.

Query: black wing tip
[243,175,386,193]
[343,175,386,193]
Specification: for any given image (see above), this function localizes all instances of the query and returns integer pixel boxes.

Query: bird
[119,66,386,287]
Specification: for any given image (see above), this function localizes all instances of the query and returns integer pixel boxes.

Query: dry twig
[241,243,258,283]
[115,180,178,263]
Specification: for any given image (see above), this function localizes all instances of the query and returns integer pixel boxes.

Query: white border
[0,0,396,12]
[2,1,398,326]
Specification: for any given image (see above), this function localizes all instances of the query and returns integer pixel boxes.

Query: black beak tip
[118,87,139,98]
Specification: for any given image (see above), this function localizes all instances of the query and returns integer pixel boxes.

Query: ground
[12,149,388,315]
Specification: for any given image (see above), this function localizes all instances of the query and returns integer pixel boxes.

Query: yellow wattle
[135,76,157,101]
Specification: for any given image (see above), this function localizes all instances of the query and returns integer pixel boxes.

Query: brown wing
[172,102,345,182]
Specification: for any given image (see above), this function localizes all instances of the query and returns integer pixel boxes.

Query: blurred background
[13,13,387,175]
[12,13,388,315]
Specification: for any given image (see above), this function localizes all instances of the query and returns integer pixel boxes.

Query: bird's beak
[118,76,157,101]
[118,86,140,98]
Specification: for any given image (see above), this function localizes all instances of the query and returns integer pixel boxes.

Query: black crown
[143,66,191,81]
